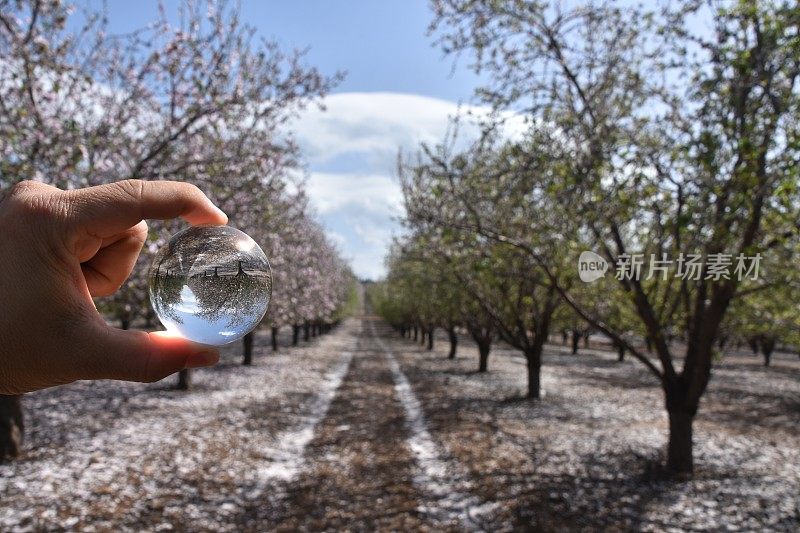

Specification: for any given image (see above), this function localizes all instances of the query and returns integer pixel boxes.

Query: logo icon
[578,251,608,282]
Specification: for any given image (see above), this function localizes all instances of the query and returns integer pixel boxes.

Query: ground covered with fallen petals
[1,316,798,531]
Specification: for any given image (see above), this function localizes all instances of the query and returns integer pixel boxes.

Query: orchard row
[0,0,355,460]
[371,0,800,477]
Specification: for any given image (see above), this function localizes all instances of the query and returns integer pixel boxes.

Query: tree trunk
[413,326,418,341]
[292,324,300,346]
[645,336,653,353]
[427,326,434,350]
[617,343,625,362]
[762,337,775,367]
[448,327,458,359]
[177,369,191,390]
[303,322,310,342]
[561,330,568,345]
[747,337,759,355]
[717,335,728,350]
[526,356,541,399]
[311,323,318,337]
[243,331,254,365]
[524,331,546,399]
[0,395,23,461]
[667,410,694,474]
[120,318,130,330]
[583,332,590,348]
[571,331,580,354]
[271,326,278,352]
[478,341,490,372]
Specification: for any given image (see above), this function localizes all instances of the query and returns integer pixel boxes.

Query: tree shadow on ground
[701,386,800,437]
[719,360,800,379]
[452,431,772,531]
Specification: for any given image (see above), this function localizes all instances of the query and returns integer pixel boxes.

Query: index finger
[66,180,228,238]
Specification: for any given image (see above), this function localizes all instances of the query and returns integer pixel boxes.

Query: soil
[1,316,798,531]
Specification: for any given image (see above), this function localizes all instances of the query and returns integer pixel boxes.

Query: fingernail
[186,350,219,368]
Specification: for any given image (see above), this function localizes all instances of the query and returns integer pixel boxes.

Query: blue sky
[96,1,489,279]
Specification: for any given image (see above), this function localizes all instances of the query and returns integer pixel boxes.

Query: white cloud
[351,249,389,280]
[306,172,403,216]
[352,221,394,249]
[295,92,526,165]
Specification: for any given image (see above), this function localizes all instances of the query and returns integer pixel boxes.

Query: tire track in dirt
[369,317,499,531]
[250,348,354,489]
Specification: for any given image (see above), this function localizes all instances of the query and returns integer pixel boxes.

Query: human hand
[0,180,228,394]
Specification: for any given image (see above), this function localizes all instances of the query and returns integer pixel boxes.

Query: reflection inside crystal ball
[148,225,272,345]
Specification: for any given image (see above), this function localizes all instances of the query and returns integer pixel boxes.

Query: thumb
[84,325,220,383]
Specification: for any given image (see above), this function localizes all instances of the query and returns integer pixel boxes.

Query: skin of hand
[0,179,228,395]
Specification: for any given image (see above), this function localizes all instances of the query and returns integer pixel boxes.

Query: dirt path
[253,316,470,531]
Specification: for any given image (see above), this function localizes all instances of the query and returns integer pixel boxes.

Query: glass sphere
[148,225,272,345]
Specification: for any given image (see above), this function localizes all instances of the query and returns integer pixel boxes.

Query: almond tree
[722,244,800,366]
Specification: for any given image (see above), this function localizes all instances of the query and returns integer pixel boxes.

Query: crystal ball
[148,225,272,345]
